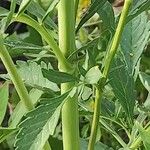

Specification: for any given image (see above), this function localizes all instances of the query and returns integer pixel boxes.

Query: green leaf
[16,0,57,30]
[0,82,9,125]
[68,37,100,64]
[42,68,78,84]
[15,91,70,150]
[97,1,115,33]
[16,61,59,91]
[139,72,150,92]
[42,0,59,23]
[0,61,59,91]
[4,39,45,57]
[0,128,17,143]
[80,138,114,150]
[85,66,102,84]
[127,0,150,22]
[100,119,126,148]
[9,89,43,128]
[76,0,107,32]
[121,12,150,74]
[0,7,9,17]
[137,123,150,150]
[109,55,135,120]
[17,0,32,16]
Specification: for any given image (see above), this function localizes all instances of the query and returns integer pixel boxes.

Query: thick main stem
[58,0,80,150]
[88,0,132,149]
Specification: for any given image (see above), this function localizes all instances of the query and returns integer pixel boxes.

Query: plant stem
[88,86,102,150]
[0,34,33,110]
[103,0,132,79]
[88,0,132,149]
[58,0,80,150]
[129,126,150,149]
[58,0,76,57]
[13,14,71,71]
[75,0,79,19]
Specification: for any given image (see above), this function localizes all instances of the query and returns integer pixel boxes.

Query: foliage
[0,0,150,150]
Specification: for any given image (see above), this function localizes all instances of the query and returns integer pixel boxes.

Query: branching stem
[13,14,72,71]
[88,0,132,149]
[58,0,80,150]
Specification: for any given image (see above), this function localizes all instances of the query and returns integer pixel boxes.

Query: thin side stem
[58,0,80,150]
[88,0,132,149]
[88,86,102,150]
[75,0,79,20]
[13,14,71,71]
[129,126,150,149]
[103,0,132,78]
[0,33,52,150]
[0,34,33,110]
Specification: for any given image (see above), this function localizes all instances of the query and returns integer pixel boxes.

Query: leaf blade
[76,0,107,32]
[15,91,70,150]
[42,68,78,84]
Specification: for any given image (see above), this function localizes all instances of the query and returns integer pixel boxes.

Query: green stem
[103,0,132,78]
[129,126,150,149]
[88,0,132,149]
[58,0,76,57]
[0,34,33,110]
[75,0,79,20]
[88,86,102,150]
[13,14,71,71]
[58,0,80,150]
[1,27,51,150]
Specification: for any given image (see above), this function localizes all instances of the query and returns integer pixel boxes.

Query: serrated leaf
[137,123,150,150]
[100,119,126,148]
[42,0,59,23]
[4,39,45,57]
[16,61,59,91]
[9,89,43,128]
[76,0,107,32]
[68,37,99,62]
[139,72,150,92]
[0,128,17,143]
[0,82,9,125]
[81,138,114,150]
[0,61,59,92]
[5,39,44,50]
[121,12,150,74]
[85,66,102,84]
[17,0,32,16]
[97,1,115,33]
[127,0,150,22]
[42,68,78,84]
[15,91,70,150]
[0,7,9,17]
[109,55,135,120]
[16,0,57,30]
